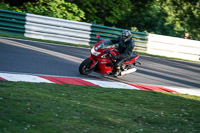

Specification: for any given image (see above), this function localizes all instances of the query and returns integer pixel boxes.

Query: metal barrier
[25,13,92,46]
[0,9,148,52]
[0,9,26,36]
[147,34,200,61]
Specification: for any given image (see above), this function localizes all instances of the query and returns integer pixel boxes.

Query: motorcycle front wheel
[79,58,95,75]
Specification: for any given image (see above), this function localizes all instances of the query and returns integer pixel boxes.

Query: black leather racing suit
[111,36,135,69]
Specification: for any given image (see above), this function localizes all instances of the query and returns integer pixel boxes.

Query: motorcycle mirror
[96,34,100,38]
[96,34,100,42]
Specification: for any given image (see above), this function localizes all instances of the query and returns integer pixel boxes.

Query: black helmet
[121,30,132,42]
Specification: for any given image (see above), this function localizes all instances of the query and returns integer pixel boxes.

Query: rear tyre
[79,58,94,75]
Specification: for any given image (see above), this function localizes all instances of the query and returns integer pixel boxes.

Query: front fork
[89,56,98,69]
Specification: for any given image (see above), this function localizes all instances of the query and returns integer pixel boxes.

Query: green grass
[0,81,200,133]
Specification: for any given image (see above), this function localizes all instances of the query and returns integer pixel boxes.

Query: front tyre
[79,58,94,75]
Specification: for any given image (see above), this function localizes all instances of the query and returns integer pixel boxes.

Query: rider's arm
[116,40,135,59]
[111,36,120,44]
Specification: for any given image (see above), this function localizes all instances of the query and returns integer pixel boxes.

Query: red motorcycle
[79,35,141,77]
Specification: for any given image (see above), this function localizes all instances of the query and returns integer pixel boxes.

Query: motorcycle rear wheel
[79,58,94,75]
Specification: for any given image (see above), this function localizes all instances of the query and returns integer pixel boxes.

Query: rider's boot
[113,66,121,77]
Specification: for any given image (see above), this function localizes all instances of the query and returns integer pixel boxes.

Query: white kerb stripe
[0,73,53,83]
[163,87,200,97]
[84,79,139,90]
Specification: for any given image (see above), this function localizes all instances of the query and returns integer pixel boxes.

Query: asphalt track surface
[0,37,200,90]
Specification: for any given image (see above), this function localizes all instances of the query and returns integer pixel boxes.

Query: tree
[67,0,132,26]
[162,0,200,40]
[9,0,85,21]
[0,0,37,6]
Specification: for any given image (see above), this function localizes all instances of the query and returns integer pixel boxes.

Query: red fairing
[123,53,139,65]
[89,56,97,68]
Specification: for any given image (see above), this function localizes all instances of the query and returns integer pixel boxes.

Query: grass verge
[0,81,199,133]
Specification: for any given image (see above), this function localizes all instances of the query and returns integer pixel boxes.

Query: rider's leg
[113,58,127,76]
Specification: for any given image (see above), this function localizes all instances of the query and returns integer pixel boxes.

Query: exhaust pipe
[121,68,137,76]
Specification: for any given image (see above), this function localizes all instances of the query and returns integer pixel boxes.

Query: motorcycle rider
[110,30,135,76]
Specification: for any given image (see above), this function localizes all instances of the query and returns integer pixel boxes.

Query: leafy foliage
[162,0,200,40]
[4,0,85,21]
[0,1,10,9]
[0,0,37,6]
[67,0,132,26]
[117,0,176,36]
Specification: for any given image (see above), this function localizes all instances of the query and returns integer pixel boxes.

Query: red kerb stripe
[128,84,179,93]
[39,76,98,86]
[0,77,6,81]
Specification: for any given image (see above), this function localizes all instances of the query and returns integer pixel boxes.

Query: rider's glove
[111,55,117,60]
[104,50,110,54]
